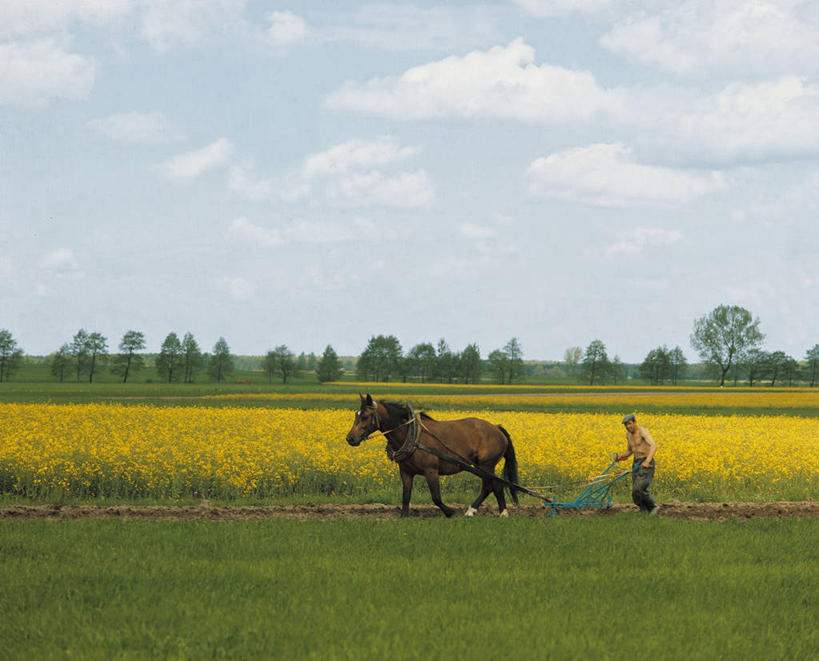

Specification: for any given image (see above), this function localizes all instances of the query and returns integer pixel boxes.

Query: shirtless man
[616,414,659,514]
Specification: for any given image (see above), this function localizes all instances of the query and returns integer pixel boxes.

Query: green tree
[436,338,457,383]
[263,350,277,384]
[71,329,90,383]
[408,342,437,382]
[766,351,788,387]
[610,355,624,385]
[690,305,764,387]
[580,339,609,385]
[669,346,688,385]
[356,335,402,382]
[743,349,769,387]
[181,332,203,383]
[157,332,184,383]
[487,349,508,384]
[85,332,108,383]
[269,345,295,384]
[208,337,234,383]
[563,346,583,378]
[50,344,72,382]
[640,346,671,385]
[0,329,23,382]
[460,343,482,384]
[503,337,525,384]
[806,345,819,387]
[316,345,344,382]
[111,330,146,383]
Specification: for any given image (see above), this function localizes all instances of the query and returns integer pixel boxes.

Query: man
[616,413,659,514]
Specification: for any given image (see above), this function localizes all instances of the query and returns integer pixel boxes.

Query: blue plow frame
[544,459,638,517]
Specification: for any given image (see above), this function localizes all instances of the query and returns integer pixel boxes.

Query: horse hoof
[464,506,477,517]
[499,509,509,518]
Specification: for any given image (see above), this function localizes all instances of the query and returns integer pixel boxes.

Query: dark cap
[622,414,636,425]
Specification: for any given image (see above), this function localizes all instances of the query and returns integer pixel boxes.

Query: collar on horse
[384,404,421,463]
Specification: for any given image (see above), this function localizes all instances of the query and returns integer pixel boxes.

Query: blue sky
[2,0,817,361]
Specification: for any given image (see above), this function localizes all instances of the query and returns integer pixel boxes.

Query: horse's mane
[380,399,435,423]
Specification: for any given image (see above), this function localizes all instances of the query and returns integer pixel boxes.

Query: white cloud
[87,111,181,144]
[230,217,281,246]
[267,11,308,45]
[222,276,254,300]
[325,39,618,122]
[228,164,274,201]
[0,39,95,108]
[303,137,420,177]
[138,0,247,52]
[513,0,617,17]
[37,248,84,281]
[459,223,496,239]
[0,0,132,40]
[527,143,726,206]
[607,228,684,256]
[156,138,232,181]
[601,1,819,77]
[329,170,434,208]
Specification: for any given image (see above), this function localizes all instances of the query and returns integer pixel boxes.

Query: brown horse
[345,393,519,518]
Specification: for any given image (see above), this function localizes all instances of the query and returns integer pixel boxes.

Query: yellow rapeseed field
[1,402,817,500]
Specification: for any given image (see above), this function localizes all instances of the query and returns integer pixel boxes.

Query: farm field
[2,517,818,660]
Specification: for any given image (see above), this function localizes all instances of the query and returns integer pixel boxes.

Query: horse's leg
[465,476,493,516]
[424,469,456,518]
[399,467,414,518]
[491,474,509,517]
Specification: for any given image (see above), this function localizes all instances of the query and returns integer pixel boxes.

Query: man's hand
[615,454,627,462]
[641,460,652,468]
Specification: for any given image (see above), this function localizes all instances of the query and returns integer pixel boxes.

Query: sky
[1,0,818,362]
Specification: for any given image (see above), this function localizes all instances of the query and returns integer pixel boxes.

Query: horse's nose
[346,433,359,446]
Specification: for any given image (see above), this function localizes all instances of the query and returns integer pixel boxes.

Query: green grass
[1,517,817,660]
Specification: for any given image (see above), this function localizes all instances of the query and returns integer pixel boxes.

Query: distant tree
[806,345,819,387]
[460,343,482,384]
[691,305,764,387]
[305,352,318,372]
[780,354,800,387]
[50,344,72,382]
[743,349,769,387]
[263,350,277,384]
[208,337,234,383]
[503,337,525,384]
[668,346,687,385]
[766,351,788,387]
[356,335,402,382]
[408,342,437,382]
[610,355,625,385]
[297,352,307,374]
[156,332,184,383]
[563,346,583,377]
[181,332,203,383]
[487,349,509,384]
[436,338,457,383]
[269,344,295,384]
[580,340,609,386]
[71,329,90,383]
[85,332,108,383]
[0,329,24,382]
[316,345,344,383]
[111,330,146,383]
[640,346,671,385]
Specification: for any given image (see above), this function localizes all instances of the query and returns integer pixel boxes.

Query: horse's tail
[498,425,519,505]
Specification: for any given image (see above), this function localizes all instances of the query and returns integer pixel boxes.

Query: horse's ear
[365,393,373,406]
[359,392,364,403]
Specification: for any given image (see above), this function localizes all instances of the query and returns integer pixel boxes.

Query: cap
[622,414,636,425]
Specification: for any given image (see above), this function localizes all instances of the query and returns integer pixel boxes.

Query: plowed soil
[2,500,818,521]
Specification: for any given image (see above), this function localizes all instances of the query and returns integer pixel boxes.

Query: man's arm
[616,434,633,461]
[640,428,657,467]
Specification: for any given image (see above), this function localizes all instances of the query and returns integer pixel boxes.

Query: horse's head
[346,393,380,446]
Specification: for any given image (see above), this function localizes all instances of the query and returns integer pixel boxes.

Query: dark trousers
[632,459,656,512]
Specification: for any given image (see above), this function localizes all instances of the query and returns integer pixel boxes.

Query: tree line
[1,304,817,386]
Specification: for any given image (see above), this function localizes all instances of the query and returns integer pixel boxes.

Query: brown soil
[2,501,818,522]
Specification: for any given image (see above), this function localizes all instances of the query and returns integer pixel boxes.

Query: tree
[668,346,687,385]
[269,345,295,384]
[208,337,234,383]
[460,343,482,384]
[262,351,277,384]
[156,333,184,383]
[356,335,402,382]
[436,338,456,383]
[0,330,23,382]
[316,345,344,382]
[781,355,800,387]
[766,351,787,387]
[111,330,146,383]
[408,342,437,382]
[690,305,764,387]
[487,349,509,384]
[743,349,769,387]
[579,340,609,385]
[503,337,525,384]
[640,346,671,385]
[85,332,108,383]
[610,355,624,385]
[70,329,90,383]
[181,332,203,383]
[563,346,583,377]
[806,345,819,387]
[50,344,72,382]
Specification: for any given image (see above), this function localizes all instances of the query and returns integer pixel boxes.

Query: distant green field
[2,517,817,660]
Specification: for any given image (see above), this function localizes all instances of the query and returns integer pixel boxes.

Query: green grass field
[2,517,817,660]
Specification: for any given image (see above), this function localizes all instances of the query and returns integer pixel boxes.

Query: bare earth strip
[2,501,818,522]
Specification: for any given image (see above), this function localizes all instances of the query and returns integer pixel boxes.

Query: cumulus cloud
[230,217,281,246]
[513,0,617,17]
[302,137,420,177]
[230,216,378,245]
[527,143,726,206]
[0,0,132,40]
[228,164,274,201]
[87,111,181,144]
[155,138,232,181]
[267,10,308,45]
[0,39,95,108]
[459,223,496,239]
[325,39,619,123]
[601,1,819,77]
[607,228,684,255]
[138,0,247,52]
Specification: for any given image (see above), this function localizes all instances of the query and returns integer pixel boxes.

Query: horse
[345,393,519,518]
